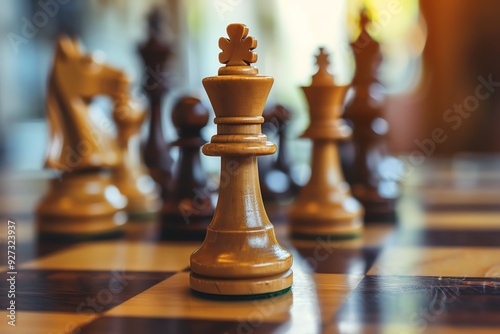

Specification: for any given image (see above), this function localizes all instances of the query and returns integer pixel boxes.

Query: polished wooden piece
[259,105,300,202]
[112,94,161,218]
[342,10,398,222]
[36,36,128,236]
[189,23,293,296]
[138,8,174,198]
[289,47,364,238]
[161,96,215,238]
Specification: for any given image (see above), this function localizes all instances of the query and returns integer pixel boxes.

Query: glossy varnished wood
[342,9,398,222]
[138,8,174,197]
[259,105,300,202]
[0,270,170,312]
[336,275,500,331]
[160,97,214,238]
[112,95,161,217]
[189,23,293,296]
[289,47,364,238]
[36,37,129,236]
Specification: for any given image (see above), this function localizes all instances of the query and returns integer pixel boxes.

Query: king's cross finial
[316,47,330,72]
[311,47,335,85]
[219,23,258,66]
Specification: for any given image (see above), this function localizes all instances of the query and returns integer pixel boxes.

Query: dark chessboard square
[394,229,500,247]
[335,275,500,328]
[0,270,172,313]
[293,247,380,275]
[79,316,288,334]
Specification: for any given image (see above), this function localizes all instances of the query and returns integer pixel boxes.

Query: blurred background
[1,0,500,174]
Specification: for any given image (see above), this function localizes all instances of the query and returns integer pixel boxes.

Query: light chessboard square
[368,246,500,277]
[20,241,200,272]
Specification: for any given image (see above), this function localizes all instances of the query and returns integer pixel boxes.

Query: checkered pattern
[1,158,500,334]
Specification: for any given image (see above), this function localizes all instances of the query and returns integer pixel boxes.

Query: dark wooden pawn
[342,9,399,222]
[259,105,300,203]
[138,8,174,199]
[161,97,215,240]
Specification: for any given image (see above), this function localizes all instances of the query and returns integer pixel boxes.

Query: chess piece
[259,105,300,202]
[190,23,293,296]
[112,94,161,218]
[289,47,364,238]
[139,8,174,198]
[342,10,398,221]
[161,96,215,239]
[36,36,128,237]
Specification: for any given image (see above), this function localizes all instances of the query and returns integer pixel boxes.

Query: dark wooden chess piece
[289,47,364,238]
[138,8,174,198]
[342,9,398,222]
[161,96,215,239]
[259,104,300,202]
[190,23,292,297]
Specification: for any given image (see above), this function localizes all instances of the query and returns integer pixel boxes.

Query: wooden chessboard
[1,157,500,334]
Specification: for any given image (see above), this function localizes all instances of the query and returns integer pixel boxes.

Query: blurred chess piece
[259,104,300,202]
[112,94,161,218]
[36,36,128,237]
[289,47,364,238]
[160,96,215,239]
[138,8,174,198]
[342,9,399,222]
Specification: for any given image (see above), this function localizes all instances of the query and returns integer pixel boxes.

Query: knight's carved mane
[44,39,121,172]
